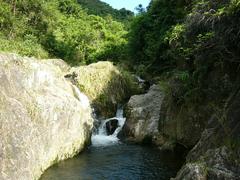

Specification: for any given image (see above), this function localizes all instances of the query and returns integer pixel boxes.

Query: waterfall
[91,107,126,147]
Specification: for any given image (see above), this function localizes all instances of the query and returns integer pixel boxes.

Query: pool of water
[40,143,182,180]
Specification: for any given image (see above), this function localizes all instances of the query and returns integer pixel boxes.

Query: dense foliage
[0,0,129,65]
[128,0,191,74]
[128,0,240,105]
[77,0,134,22]
[127,0,240,152]
[1,0,239,106]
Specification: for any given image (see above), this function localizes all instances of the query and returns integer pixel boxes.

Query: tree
[135,4,145,14]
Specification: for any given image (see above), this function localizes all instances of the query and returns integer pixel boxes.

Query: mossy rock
[70,61,139,117]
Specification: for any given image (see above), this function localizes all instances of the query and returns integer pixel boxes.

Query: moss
[71,61,140,117]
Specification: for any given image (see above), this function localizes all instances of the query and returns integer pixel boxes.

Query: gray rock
[173,163,207,180]
[174,146,240,180]
[0,54,93,180]
[159,97,207,148]
[124,79,240,179]
[123,85,164,143]
[174,88,240,179]
[106,119,119,135]
[125,80,207,147]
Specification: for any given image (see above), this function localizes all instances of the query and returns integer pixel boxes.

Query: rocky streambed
[0,53,141,179]
[1,53,239,180]
[40,106,183,180]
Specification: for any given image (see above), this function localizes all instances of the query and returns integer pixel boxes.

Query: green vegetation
[70,61,140,116]
[128,0,189,74]
[129,0,240,106]
[1,1,239,177]
[77,0,134,22]
[1,0,240,126]
[0,0,129,65]
[128,0,240,150]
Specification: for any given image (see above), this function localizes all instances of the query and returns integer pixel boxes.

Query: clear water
[40,107,182,180]
[40,144,182,180]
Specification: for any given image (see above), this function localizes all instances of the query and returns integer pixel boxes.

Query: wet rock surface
[106,119,119,135]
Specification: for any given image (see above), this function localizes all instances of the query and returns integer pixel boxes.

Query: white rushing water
[91,107,126,147]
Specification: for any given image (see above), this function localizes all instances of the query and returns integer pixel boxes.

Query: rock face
[123,76,240,179]
[124,82,208,151]
[123,85,164,143]
[159,98,207,149]
[174,89,240,180]
[0,54,93,180]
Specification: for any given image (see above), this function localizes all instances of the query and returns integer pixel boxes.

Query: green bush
[0,35,48,58]
[0,0,129,64]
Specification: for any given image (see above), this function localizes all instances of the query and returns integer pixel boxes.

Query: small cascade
[91,107,126,147]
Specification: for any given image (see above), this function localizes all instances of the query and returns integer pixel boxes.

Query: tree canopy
[0,0,130,65]
[77,0,134,22]
[128,0,240,107]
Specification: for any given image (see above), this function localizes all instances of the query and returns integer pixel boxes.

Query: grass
[71,61,139,117]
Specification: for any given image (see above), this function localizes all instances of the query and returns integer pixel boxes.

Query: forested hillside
[129,0,240,110]
[129,0,240,108]
[0,0,128,65]
[77,0,134,22]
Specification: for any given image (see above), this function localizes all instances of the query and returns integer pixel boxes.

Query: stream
[40,108,182,180]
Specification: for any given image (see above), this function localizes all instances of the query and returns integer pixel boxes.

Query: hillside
[77,0,134,21]
[0,0,128,65]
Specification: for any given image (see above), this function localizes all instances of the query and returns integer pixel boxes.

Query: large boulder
[69,61,138,117]
[123,82,208,150]
[123,85,164,143]
[0,54,93,180]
